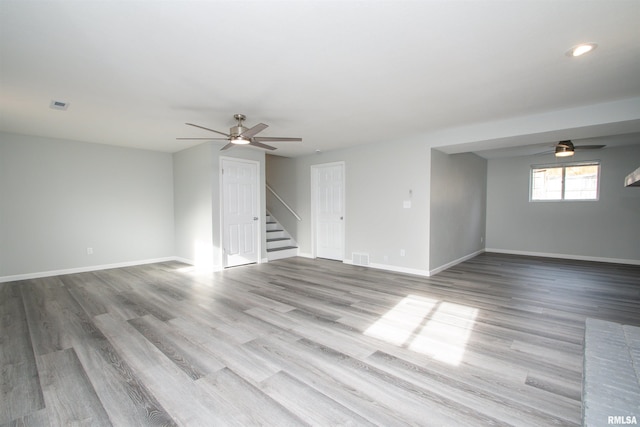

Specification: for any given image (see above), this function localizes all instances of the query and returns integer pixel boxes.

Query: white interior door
[222,158,259,267]
[313,162,345,261]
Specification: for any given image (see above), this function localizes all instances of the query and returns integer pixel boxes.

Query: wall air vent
[49,100,69,110]
[352,252,370,266]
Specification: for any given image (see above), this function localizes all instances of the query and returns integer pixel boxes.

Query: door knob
[253,217,259,221]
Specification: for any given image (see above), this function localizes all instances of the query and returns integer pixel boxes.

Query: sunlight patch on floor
[363,295,439,346]
[364,295,478,366]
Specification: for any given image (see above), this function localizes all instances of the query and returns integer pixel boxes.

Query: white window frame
[530,161,601,202]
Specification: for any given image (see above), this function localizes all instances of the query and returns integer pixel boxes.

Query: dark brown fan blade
[177,137,228,140]
[253,137,302,142]
[185,123,229,137]
[249,141,277,150]
[240,123,268,139]
[575,145,606,150]
[220,142,235,151]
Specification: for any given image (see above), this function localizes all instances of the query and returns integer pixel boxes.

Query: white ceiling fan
[177,114,302,151]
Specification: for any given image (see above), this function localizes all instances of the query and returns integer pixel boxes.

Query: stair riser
[267,239,293,250]
[267,247,298,260]
[266,230,285,239]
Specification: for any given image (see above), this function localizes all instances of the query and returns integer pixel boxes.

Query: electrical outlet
[87,247,93,255]
[383,255,389,262]
[400,249,406,256]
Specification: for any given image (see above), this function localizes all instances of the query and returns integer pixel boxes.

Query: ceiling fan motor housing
[230,125,248,137]
[231,113,249,139]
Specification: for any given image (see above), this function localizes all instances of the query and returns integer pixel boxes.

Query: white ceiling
[1,1,640,158]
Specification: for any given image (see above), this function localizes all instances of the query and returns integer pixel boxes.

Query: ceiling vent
[49,100,69,111]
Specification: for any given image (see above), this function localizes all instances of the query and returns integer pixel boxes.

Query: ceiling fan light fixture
[555,141,575,157]
[567,42,597,57]
[232,136,250,145]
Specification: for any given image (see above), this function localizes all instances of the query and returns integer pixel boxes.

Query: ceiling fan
[545,140,606,157]
[177,114,302,151]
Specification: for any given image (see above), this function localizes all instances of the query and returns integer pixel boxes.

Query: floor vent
[352,252,370,266]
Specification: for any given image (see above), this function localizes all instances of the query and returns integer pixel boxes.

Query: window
[530,162,600,201]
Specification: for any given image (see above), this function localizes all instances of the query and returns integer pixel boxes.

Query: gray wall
[486,144,640,263]
[429,150,487,272]
[0,132,174,278]
[172,142,266,270]
[173,142,216,269]
[266,154,301,241]
[267,137,432,274]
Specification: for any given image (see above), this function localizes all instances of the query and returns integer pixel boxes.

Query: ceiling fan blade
[575,145,606,150]
[220,142,235,151]
[253,136,302,142]
[240,123,268,139]
[176,137,228,140]
[249,141,277,150]
[185,123,229,137]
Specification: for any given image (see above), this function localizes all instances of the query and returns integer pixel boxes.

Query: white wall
[0,132,174,279]
[486,144,640,263]
[429,150,487,273]
[172,142,266,270]
[267,137,431,275]
[173,142,216,270]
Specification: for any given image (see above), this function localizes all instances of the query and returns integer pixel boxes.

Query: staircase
[266,212,298,260]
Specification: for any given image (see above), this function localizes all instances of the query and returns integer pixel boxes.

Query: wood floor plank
[93,313,223,426]
[245,333,440,426]
[19,277,72,356]
[365,350,580,426]
[37,348,111,427]
[258,370,376,426]
[128,314,225,379]
[292,337,510,427]
[27,275,177,427]
[196,368,305,426]
[70,334,178,427]
[2,253,639,425]
[168,316,283,384]
[0,408,49,427]
[0,283,44,424]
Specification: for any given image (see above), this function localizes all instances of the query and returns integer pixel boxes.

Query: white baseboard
[297,252,314,259]
[343,250,486,278]
[429,249,485,276]
[173,256,194,265]
[485,248,640,266]
[343,258,430,277]
[368,262,431,277]
[0,257,178,283]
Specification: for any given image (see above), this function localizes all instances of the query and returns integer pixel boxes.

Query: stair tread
[267,237,291,242]
[267,246,298,252]
[266,229,284,233]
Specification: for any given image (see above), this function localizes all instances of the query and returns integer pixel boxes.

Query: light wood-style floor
[2,253,640,426]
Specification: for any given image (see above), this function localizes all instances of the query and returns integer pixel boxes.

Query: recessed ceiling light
[566,43,597,57]
[49,99,70,110]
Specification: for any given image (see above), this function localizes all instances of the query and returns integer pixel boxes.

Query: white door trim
[311,161,345,261]
[219,156,262,268]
